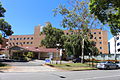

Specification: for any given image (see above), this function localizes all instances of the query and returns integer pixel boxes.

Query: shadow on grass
[0,62,7,67]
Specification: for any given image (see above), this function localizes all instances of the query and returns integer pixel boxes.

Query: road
[0,69,120,80]
[0,60,59,72]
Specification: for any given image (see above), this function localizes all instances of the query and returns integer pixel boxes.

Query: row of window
[9,42,33,45]
[10,37,33,40]
[94,42,102,44]
[93,32,101,34]
[90,37,102,39]
[66,32,101,35]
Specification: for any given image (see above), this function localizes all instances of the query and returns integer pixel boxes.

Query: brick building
[64,29,108,54]
[8,25,108,54]
[8,25,45,48]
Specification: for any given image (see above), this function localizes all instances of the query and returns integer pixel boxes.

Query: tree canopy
[0,2,13,42]
[89,0,120,35]
[40,22,64,48]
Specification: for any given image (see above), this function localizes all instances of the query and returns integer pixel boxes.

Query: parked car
[96,61,118,69]
[72,58,87,63]
[72,58,81,63]
[115,61,120,68]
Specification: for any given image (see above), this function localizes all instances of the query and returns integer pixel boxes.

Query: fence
[84,54,120,61]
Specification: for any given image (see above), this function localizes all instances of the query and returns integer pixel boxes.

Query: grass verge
[46,63,97,71]
[0,62,10,70]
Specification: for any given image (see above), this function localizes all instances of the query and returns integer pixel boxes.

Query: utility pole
[81,38,84,63]
[114,36,117,60]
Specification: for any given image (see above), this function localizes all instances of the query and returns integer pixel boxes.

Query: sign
[45,58,51,63]
[60,49,62,57]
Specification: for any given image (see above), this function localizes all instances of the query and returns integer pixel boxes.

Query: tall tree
[40,22,64,48]
[53,0,99,63]
[89,0,120,35]
[0,2,13,43]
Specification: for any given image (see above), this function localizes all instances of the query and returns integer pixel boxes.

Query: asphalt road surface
[0,69,120,80]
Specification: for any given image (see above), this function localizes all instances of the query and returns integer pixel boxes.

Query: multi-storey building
[8,25,45,48]
[108,34,120,54]
[64,29,108,54]
[8,25,108,54]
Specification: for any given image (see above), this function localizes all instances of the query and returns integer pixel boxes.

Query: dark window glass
[31,42,33,44]
[20,38,22,40]
[94,32,96,34]
[66,33,69,35]
[116,37,119,40]
[16,42,18,45]
[94,37,96,39]
[13,38,15,40]
[99,32,101,34]
[27,37,29,40]
[17,38,19,40]
[117,43,120,46]
[31,37,33,40]
[23,42,25,44]
[27,42,29,44]
[10,38,12,40]
[99,37,101,39]
[100,47,102,49]
[24,38,26,40]
[100,52,102,54]
[90,36,93,39]
[100,42,102,44]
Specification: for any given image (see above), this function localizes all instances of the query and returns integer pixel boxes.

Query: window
[66,33,69,35]
[117,42,120,46]
[94,37,96,39]
[100,52,102,54]
[13,38,15,40]
[99,37,101,39]
[94,32,96,34]
[31,42,33,44]
[116,37,119,40]
[99,32,101,34]
[90,36,93,39]
[20,38,22,40]
[27,37,29,40]
[100,47,102,49]
[27,42,29,44]
[31,37,33,40]
[23,42,25,44]
[10,38,12,40]
[118,49,120,52]
[24,38,26,40]
[16,42,18,45]
[71,32,73,35]
[100,42,102,44]
[17,38,19,40]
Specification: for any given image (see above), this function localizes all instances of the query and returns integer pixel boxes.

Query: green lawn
[47,63,97,71]
[0,62,10,70]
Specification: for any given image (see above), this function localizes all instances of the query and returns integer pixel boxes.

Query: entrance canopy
[8,46,58,53]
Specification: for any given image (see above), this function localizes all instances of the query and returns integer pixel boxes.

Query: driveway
[1,60,59,72]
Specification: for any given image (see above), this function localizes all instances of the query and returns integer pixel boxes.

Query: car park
[96,61,118,69]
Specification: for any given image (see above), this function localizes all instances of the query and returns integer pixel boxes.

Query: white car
[115,61,120,68]
[96,61,118,69]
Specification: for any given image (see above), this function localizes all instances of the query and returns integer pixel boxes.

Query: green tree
[54,0,99,63]
[41,22,64,48]
[89,0,120,35]
[0,2,13,43]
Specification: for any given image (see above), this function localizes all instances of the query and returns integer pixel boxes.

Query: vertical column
[38,52,41,59]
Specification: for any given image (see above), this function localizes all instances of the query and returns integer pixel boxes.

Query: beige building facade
[8,25,108,54]
[64,29,109,54]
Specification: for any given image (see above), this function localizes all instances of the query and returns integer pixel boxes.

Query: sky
[0,0,113,40]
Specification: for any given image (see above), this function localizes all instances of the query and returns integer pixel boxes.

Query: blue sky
[0,0,113,40]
